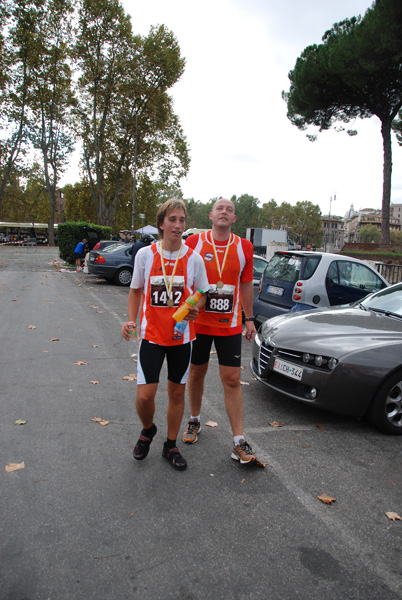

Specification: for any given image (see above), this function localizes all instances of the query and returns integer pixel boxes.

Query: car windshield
[361,284,402,317]
[263,253,320,283]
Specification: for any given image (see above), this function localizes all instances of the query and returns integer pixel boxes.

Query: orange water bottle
[172,289,203,337]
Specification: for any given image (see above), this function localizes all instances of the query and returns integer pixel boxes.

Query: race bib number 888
[205,285,235,313]
[208,297,231,311]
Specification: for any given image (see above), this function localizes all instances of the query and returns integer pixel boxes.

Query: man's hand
[243,320,256,342]
[121,321,136,341]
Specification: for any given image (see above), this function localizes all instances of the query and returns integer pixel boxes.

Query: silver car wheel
[369,371,402,435]
[385,380,402,427]
[115,267,132,286]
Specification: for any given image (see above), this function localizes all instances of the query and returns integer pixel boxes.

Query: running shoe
[231,440,258,464]
[182,419,201,444]
[162,445,187,470]
[133,424,157,460]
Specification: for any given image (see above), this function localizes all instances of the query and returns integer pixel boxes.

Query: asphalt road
[1,246,401,600]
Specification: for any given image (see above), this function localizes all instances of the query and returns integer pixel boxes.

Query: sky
[61,0,402,219]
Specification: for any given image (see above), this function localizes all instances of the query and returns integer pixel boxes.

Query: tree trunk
[381,117,392,245]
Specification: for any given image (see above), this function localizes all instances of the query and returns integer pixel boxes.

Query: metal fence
[375,263,402,284]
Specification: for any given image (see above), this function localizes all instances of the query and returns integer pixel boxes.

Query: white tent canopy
[134,225,158,236]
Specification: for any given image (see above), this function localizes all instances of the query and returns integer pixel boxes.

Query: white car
[253,251,389,326]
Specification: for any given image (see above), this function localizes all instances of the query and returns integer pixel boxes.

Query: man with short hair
[182,198,264,466]
[74,238,87,271]
[130,234,155,267]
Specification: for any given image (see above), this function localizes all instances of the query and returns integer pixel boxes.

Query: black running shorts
[137,339,193,385]
[191,333,242,368]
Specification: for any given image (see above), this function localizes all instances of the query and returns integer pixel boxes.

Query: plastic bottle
[172,289,203,337]
[173,319,189,337]
[127,321,138,359]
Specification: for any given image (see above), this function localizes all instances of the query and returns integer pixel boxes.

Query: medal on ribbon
[160,242,183,307]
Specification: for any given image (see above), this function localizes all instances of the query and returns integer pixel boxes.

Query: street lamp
[119,114,138,238]
[131,114,138,238]
[327,191,336,252]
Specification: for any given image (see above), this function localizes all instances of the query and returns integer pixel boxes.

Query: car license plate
[273,359,303,381]
[267,285,284,296]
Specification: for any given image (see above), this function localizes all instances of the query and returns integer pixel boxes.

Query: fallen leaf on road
[269,421,283,427]
[241,479,246,484]
[316,425,326,430]
[205,421,218,427]
[385,512,401,521]
[92,345,99,348]
[50,338,59,342]
[123,375,136,381]
[252,377,257,381]
[11,299,18,301]
[27,325,36,329]
[14,419,27,425]
[210,350,217,354]
[240,381,250,386]
[91,417,110,426]
[317,494,336,505]
[74,361,87,366]
[5,462,25,472]
[90,381,99,385]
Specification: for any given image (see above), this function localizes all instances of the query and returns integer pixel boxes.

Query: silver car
[250,283,402,435]
[253,251,389,326]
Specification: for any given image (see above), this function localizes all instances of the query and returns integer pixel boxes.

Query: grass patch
[339,251,402,259]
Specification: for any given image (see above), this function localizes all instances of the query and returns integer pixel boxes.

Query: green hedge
[58,221,112,264]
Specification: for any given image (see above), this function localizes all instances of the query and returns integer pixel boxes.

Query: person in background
[74,238,87,271]
[121,199,209,471]
[182,198,265,467]
[130,234,155,267]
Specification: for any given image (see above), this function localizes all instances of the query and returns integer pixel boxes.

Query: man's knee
[189,363,209,381]
[220,367,241,389]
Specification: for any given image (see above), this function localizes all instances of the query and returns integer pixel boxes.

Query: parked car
[250,282,402,434]
[81,225,100,251]
[253,251,388,326]
[88,243,134,286]
[253,255,269,284]
[92,240,122,251]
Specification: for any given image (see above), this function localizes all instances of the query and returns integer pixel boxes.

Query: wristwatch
[244,317,255,322]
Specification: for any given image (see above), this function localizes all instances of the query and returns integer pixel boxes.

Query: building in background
[321,215,345,253]
[344,207,400,243]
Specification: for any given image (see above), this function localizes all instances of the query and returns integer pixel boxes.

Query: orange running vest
[186,231,252,333]
[140,244,199,346]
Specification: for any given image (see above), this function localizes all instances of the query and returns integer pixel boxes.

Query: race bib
[205,284,235,313]
[150,275,184,307]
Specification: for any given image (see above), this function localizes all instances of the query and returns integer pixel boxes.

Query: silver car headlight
[261,321,274,339]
